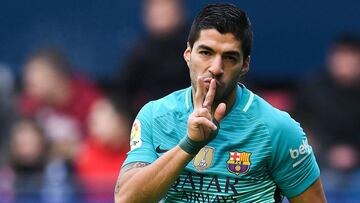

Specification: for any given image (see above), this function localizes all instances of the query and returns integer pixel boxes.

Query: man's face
[184,29,250,103]
[24,58,60,101]
[328,48,360,86]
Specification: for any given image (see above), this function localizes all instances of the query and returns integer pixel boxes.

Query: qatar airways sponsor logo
[169,172,241,202]
[289,137,312,168]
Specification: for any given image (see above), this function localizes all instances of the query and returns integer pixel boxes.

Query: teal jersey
[123,84,320,202]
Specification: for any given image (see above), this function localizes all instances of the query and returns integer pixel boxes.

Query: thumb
[214,103,226,122]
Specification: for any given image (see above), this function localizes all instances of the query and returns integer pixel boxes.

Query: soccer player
[114,3,326,202]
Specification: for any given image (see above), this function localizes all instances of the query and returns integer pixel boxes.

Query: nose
[208,55,224,77]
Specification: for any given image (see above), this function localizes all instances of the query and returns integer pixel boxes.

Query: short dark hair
[26,46,72,77]
[330,33,360,54]
[187,3,253,60]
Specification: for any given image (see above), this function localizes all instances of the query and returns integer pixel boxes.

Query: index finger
[194,76,205,109]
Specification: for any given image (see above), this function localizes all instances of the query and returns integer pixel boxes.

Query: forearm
[289,179,326,203]
[115,146,193,203]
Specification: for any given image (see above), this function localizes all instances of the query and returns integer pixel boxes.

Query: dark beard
[214,83,237,104]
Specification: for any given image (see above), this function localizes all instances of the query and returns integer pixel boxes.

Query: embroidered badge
[130,119,142,150]
[193,146,215,171]
[226,151,251,175]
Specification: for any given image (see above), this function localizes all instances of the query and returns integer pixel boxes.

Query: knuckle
[188,117,196,123]
[200,108,207,114]
[197,117,206,123]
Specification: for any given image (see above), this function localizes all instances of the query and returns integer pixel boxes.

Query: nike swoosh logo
[156,145,169,153]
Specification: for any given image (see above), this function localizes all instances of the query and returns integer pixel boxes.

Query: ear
[240,56,250,76]
[183,43,191,67]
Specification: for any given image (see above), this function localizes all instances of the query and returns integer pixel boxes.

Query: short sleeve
[122,102,158,167]
[269,113,320,198]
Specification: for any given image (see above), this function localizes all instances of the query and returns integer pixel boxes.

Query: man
[20,47,103,140]
[115,3,326,202]
[296,34,360,195]
[296,34,360,171]
[19,47,104,179]
[116,0,190,115]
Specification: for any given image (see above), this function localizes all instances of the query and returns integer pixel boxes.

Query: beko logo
[289,137,312,168]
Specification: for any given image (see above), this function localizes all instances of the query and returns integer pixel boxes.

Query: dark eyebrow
[223,51,241,58]
[197,45,215,52]
[197,44,241,58]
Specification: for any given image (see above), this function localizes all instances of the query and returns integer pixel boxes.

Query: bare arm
[114,146,193,203]
[289,178,327,203]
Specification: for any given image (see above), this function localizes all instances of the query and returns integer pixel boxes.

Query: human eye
[224,55,238,62]
[199,50,211,56]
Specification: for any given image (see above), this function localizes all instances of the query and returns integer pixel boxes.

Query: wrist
[178,136,205,156]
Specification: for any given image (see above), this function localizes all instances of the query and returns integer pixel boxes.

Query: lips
[203,77,222,88]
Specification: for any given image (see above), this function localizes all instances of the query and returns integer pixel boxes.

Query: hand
[187,77,226,142]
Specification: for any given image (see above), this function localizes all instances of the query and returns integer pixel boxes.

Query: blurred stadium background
[0,0,360,202]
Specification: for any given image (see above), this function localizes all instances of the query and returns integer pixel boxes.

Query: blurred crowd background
[1,0,360,202]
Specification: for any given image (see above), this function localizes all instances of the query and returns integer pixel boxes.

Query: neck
[212,85,238,116]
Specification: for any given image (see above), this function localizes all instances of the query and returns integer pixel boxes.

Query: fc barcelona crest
[193,146,215,171]
[226,151,251,175]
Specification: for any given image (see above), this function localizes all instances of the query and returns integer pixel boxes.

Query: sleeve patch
[130,119,142,150]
